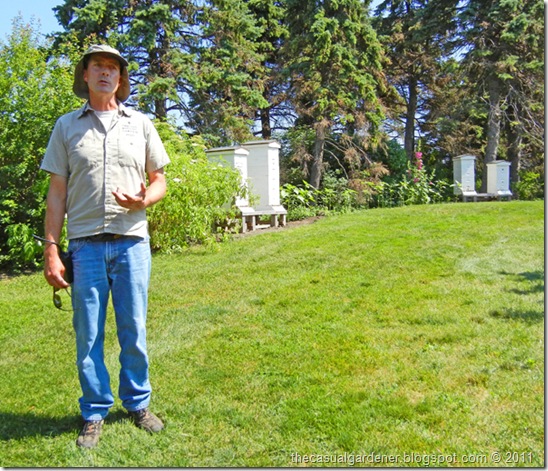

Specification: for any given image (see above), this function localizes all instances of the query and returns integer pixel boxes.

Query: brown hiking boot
[129,408,164,433]
[76,420,104,448]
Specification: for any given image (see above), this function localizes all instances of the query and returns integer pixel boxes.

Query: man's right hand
[44,246,70,289]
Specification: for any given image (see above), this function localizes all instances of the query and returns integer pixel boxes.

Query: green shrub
[318,170,358,212]
[280,172,359,221]
[0,23,82,270]
[515,171,544,200]
[376,153,454,207]
[380,139,409,179]
[148,123,246,252]
[280,182,318,220]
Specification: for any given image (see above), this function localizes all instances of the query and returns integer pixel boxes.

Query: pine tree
[459,0,544,190]
[185,0,269,145]
[282,0,386,188]
[246,0,290,139]
[373,0,460,160]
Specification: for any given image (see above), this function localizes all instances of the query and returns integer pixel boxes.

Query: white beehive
[487,160,512,197]
[205,146,254,213]
[243,140,286,214]
[453,154,477,197]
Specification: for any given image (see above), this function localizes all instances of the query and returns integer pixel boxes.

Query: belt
[85,233,125,242]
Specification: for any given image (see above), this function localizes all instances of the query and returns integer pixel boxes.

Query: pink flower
[414,152,423,170]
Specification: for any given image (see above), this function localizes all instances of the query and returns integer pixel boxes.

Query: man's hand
[112,169,167,211]
[44,246,70,289]
[112,182,148,211]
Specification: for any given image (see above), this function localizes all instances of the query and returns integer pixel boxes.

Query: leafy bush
[375,152,453,207]
[514,171,544,200]
[318,171,357,212]
[148,123,246,252]
[377,139,409,179]
[0,21,82,270]
[280,181,319,220]
[281,171,358,221]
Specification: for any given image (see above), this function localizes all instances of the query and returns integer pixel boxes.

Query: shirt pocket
[68,134,104,171]
[118,136,147,169]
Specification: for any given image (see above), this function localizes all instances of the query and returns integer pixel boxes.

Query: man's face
[83,53,121,98]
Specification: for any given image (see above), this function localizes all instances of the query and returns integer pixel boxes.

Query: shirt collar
[78,101,134,118]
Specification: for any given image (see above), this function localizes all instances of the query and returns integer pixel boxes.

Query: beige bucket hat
[73,44,130,102]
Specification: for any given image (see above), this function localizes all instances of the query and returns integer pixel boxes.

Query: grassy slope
[0,201,544,467]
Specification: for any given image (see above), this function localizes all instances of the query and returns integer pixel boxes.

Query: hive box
[205,146,254,215]
[453,154,477,197]
[487,160,512,198]
[243,140,286,214]
[206,141,287,231]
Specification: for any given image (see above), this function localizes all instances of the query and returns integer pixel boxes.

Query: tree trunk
[155,97,167,121]
[260,107,271,139]
[507,120,522,195]
[404,76,418,160]
[151,37,169,121]
[309,123,326,189]
[481,75,502,192]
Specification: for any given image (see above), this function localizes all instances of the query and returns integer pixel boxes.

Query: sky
[0,0,62,40]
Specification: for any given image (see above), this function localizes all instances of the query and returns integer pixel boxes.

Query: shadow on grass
[490,308,544,324]
[490,271,544,324]
[0,409,128,441]
[500,270,545,295]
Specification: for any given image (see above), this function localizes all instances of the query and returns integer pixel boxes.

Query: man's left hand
[112,182,148,210]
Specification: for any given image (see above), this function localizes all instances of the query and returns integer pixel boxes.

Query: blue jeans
[68,236,152,421]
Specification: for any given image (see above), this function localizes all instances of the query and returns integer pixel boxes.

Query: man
[41,45,170,449]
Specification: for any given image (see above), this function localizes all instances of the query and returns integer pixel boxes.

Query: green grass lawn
[0,201,544,467]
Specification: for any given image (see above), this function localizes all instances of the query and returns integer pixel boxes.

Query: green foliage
[282,152,454,216]
[280,181,319,220]
[0,19,82,270]
[148,122,246,252]
[376,153,453,207]
[188,0,269,145]
[317,171,358,212]
[375,139,409,180]
[5,224,41,266]
[458,0,544,185]
[514,171,544,200]
[282,0,386,187]
[281,171,357,221]
[373,0,459,159]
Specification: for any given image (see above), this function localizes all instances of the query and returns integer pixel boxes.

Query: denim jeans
[68,236,152,421]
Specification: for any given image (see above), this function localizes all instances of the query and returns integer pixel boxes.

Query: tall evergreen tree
[185,0,269,145]
[246,0,291,139]
[459,0,544,190]
[373,0,459,160]
[282,0,386,188]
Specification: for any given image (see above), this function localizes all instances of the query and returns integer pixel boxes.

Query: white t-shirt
[93,109,117,132]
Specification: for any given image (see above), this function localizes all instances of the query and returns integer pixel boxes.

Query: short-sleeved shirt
[41,102,170,240]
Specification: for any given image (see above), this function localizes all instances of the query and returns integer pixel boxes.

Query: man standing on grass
[41,44,170,448]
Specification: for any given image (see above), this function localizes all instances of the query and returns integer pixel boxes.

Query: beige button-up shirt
[41,102,170,240]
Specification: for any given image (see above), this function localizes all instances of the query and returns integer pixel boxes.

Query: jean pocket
[68,237,89,256]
